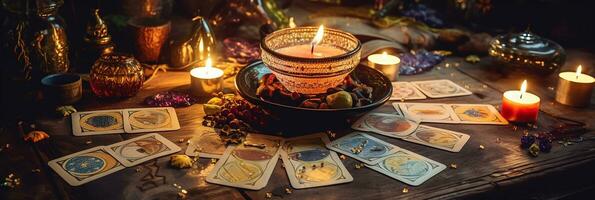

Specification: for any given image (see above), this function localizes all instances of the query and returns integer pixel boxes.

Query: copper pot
[128,17,171,63]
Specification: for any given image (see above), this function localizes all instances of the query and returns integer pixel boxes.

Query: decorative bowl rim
[260,26,362,63]
[235,60,392,112]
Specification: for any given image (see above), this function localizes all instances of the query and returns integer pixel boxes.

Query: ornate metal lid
[490,30,564,58]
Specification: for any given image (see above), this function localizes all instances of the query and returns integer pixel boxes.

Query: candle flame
[382,51,388,59]
[576,65,582,79]
[205,57,212,69]
[311,25,324,48]
[520,80,527,99]
[288,17,296,28]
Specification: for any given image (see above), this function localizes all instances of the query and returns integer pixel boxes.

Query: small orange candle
[501,80,541,123]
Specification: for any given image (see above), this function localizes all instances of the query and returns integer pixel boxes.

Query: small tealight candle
[367,52,400,81]
[555,65,594,107]
[501,80,541,123]
[190,58,223,96]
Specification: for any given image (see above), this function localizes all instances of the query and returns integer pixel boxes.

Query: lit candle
[555,65,594,107]
[190,58,223,96]
[367,52,401,81]
[276,25,345,58]
[501,80,541,123]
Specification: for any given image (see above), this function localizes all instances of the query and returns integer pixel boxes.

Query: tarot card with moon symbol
[123,107,180,133]
[390,82,427,100]
[185,127,226,158]
[411,79,472,98]
[395,103,460,123]
[450,104,508,125]
[403,125,470,152]
[206,134,283,190]
[106,133,181,167]
[48,146,125,186]
[280,133,353,189]
[352,113,420,138]
[327,132,400,165]
[72,109,125,136]
[366,147,446,186]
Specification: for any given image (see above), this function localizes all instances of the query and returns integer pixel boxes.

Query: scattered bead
[265,192,273,199]
[449,163,457,169]
[135,167,142,173]
[354,163,364,169]
[31,169,41,173]
[339,155,347,160]
[1,173,21,189]
[178,139,185,143]
[479,145,485,150]
[402,187,409,193]
[211,158,218,164]
[85,140,93,145]
[285,187,293,194]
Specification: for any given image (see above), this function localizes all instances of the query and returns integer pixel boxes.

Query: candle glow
[288,17,296,28]
[501,79,540,122]
[311,25,324,54]
[555,65,595,107]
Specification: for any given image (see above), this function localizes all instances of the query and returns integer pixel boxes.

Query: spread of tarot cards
[48,133,180,186]
[352,112,470,152]
[71,107,180,136]
[393,103,508,125]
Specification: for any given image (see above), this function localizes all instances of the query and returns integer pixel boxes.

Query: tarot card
[450,104,508,125]
[403,125,470,152]
[411,79,472,98]
[395,103,460,123]
[390,82,427,100]
[352,113,419,138]
[327,132,399,165]
[280,133,353,189]
[185,127,226,158]
[206,134,283,190]
[366,148,446,186]
[123,107,180,133]
[72,109,125,136]
[48,146,125,186]
[106,133,181,167]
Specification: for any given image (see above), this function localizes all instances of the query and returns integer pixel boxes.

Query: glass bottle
[30,0,70,75]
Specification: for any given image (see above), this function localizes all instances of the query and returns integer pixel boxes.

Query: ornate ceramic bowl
[260,26,361,94]
[236,60,391,133]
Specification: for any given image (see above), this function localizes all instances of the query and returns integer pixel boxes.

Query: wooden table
[1,50,594,200]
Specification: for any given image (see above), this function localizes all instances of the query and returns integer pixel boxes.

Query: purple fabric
[144,91,197,108]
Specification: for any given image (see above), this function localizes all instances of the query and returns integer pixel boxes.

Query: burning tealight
[275,25,345,58]
[190,58,223,96]
[555,65,594,107]
[367,51,401,81]
[501,80,541,123]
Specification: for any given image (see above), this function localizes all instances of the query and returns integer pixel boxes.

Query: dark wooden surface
[1,50,595,200]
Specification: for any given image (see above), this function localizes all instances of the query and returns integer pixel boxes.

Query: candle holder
[261,26,361,94]
[555,70,594,107]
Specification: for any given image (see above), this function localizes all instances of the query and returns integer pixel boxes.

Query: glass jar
[90,54,144,98]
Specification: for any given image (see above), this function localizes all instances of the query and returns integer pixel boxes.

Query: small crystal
[265,192,273,199]
[402,187,409,193]
[285,188,293,194]
[136,167,142,173]
[479,145,485,150]
[85,140,92,145]
[450,163,457,169]
[178,139,185,143]
[354,163,364,169]
[339,155,347,160]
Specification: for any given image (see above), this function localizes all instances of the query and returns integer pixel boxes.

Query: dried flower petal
[24,131,50,143]
[170,155,193,169]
